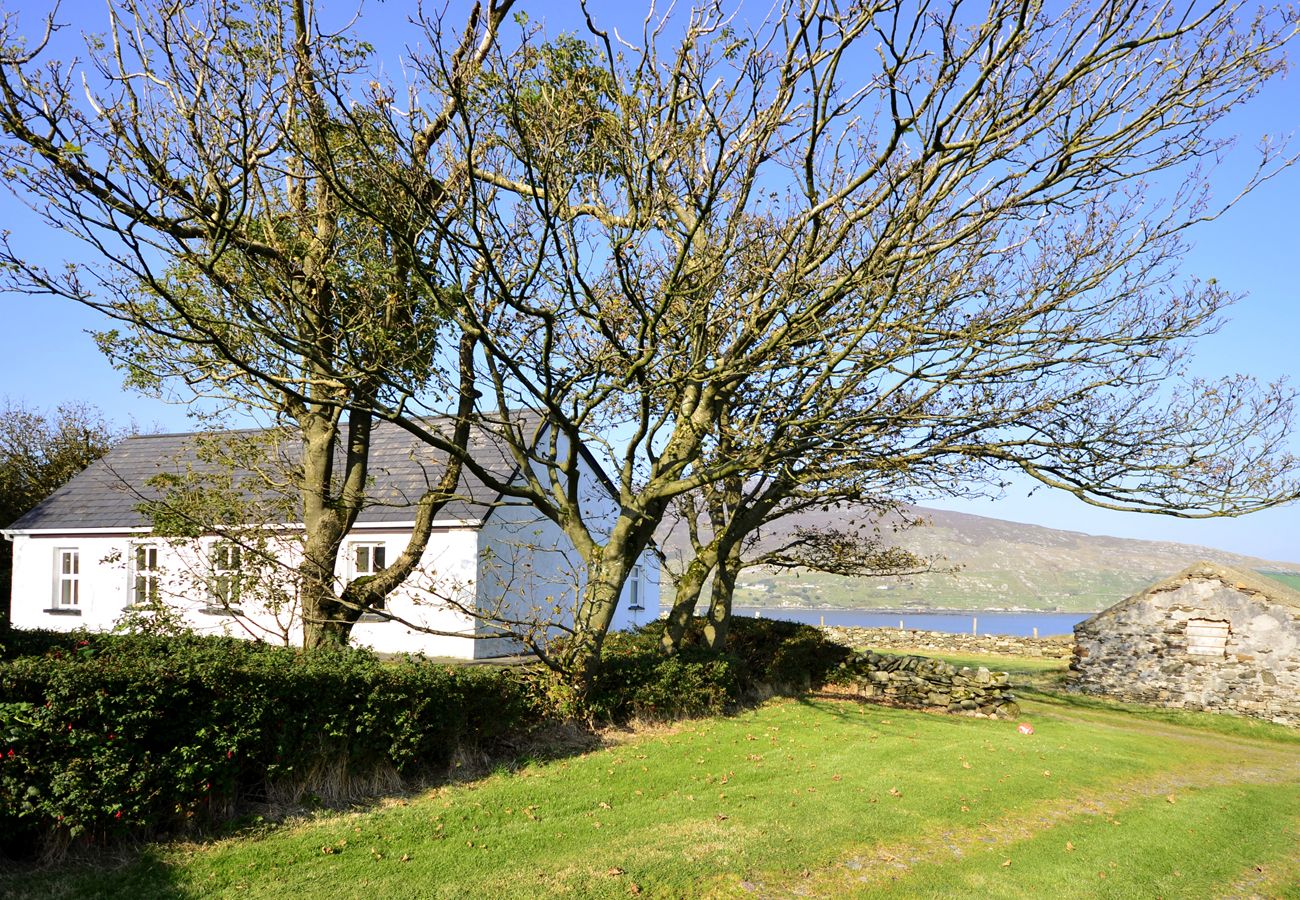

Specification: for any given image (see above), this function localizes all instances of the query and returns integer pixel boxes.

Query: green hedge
[583,616,850,721]
[0,618,846,858]
[0,632,543,857]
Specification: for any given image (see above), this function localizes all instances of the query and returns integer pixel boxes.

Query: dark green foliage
[575,617,851,721]
[0,631,544,858]
[0,619,843,858]
[721,616,852,688]
[635,616,851,691]
[582,630,740,723]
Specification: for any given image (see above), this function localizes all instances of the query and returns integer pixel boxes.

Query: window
[209,542,243,608]
[130,544,161,605]
[352,543,386,577]
[53,548,80,609]
[628,564,644,611]
[350,543,386,612]
[1186,618,1230,657]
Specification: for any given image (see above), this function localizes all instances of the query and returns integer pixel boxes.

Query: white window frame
[628,564,644,611]
[348,542,387,612]
[53,548,80,609]
[129,543,161,606]
[208,541,244,610]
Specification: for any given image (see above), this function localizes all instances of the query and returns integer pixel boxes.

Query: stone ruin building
[1071,562,1300,727]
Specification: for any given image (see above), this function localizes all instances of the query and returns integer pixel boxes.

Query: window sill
[198,606,245,617]
[43,608,82,616]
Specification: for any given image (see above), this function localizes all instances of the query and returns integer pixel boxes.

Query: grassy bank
[5,653,1297,900]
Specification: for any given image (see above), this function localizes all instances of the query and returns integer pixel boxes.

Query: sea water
[732,606,1089,637]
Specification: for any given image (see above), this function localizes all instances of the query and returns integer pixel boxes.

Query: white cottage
[2,419,658,658]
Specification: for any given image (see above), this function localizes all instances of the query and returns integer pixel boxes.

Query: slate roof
[4,417,535,532]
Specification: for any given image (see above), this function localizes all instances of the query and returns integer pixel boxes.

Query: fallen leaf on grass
[1001,860,1011,868]
[888,788,902,797]
[1166,795,1176,804]
[1065,842,1075,852]
[607,867,625,877]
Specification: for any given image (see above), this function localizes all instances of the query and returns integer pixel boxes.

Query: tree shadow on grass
[0,845,185,900]
[0,720,610,899]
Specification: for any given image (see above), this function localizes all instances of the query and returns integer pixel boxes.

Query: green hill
[660,505,1300,613]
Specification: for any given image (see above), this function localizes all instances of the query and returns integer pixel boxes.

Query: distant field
[734,568,1137,613]
[7,657,1298,899]
[1260,571,1300,592]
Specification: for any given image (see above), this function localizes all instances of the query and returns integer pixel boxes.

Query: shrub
[0,633,545,858]
[0,617,845,858]
[631,616,851,691]
[584,630,740,722]
[566,616,850,723]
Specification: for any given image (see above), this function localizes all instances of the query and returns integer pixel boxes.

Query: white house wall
[341,526,480,658]
[8,532,304,642]
[8,527,483,657]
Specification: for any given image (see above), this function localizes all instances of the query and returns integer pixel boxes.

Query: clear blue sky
[0,1,1297,562]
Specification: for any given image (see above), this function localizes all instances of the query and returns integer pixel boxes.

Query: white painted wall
[471,432,663,658]
[342,526,480,658]
[7,532,305,642]
[7,526,484,657]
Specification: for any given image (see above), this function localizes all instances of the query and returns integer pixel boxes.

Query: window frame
[205,540,244,614]
[51,547,81,612]
[129,542,161,607]
[348,541,388,615]
[627,563,644,611]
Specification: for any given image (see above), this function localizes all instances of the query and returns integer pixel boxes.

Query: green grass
[5,661,1298,900]
[1259,571,1300,593]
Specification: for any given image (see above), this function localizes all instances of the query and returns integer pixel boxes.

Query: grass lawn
[4,656,1298,899]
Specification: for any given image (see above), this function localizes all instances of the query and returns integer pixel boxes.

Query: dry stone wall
[822,626,1073,659]
[1071,572,1300,727]
[829,650,1021,718]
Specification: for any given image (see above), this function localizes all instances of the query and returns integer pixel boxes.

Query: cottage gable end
[1071,561,1300,727]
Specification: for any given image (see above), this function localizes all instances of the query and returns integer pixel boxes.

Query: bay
[732,606,1090,637]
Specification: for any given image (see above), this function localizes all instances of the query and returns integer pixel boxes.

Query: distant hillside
[659,505,1300,613]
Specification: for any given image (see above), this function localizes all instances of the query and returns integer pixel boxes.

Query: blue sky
[0,1,1297,562]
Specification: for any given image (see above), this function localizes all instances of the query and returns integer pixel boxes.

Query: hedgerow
[0,631,543,858]
[0,618,847,859]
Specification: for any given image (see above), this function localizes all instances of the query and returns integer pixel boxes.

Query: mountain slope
[664,505,1300,613]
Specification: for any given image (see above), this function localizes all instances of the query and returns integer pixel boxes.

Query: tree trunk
[565,560,628,695]
[300,529,350,649]
[703,538,742,651]
[296,409,370,649]
[661,551,716,654]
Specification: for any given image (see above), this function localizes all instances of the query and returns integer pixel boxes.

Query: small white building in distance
[2,418,658,658]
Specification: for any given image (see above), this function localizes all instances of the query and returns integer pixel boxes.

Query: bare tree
[660,476,932,653]
[377,0,1300,686]
[0,0,512,646]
